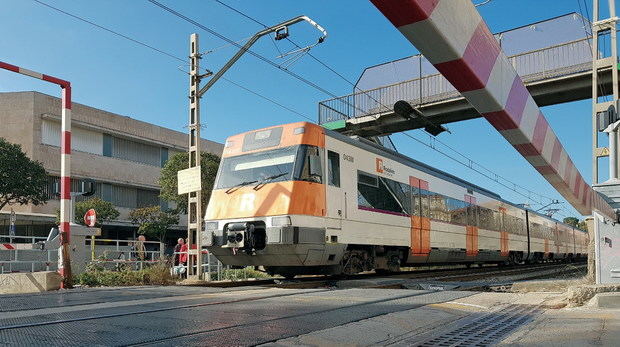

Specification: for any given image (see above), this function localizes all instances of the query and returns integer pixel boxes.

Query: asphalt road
[0,285,474,346]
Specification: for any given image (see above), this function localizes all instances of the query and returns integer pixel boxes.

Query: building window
[41,120,103,155]
[160,147,169,167]
[112,137,160,166]
[137,189,160,208]
[327,151,340,187]
[103,134,113,157]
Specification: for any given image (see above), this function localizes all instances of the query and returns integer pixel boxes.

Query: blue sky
[0,0,611,218]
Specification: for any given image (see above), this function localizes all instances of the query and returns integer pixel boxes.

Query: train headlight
[272,216,292,227]
[205,221,218,231]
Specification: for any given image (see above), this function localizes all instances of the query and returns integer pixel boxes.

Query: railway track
[197,260,587,290]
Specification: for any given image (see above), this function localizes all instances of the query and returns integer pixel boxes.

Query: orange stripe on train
[410,176,430,257]
[205,181,325,219]
[465,195,479,257]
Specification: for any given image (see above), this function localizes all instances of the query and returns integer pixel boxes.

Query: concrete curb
[0,271,62,294]
[590,292,620,308]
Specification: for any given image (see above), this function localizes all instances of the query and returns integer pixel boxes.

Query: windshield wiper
[225,180,258,194]
[253,172,289,190]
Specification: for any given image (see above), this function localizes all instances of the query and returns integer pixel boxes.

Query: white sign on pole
[177,166,202,194]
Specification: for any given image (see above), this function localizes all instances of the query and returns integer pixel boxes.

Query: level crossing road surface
[0,285,618,346]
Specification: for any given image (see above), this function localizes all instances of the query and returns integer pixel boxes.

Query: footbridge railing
[319,37,592,125]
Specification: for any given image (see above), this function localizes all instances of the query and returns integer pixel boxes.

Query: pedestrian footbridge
[319,13,609,137]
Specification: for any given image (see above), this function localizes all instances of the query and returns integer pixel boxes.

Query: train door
[325,150,343,231]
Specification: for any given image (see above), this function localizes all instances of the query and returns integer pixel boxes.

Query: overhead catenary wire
[30,0,315,123]
[146,0,342,100]
[400,131,561,210]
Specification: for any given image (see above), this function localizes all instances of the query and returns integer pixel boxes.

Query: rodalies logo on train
[375,158,395,176]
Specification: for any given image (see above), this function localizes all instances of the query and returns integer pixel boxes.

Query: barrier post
[91,235,95,261]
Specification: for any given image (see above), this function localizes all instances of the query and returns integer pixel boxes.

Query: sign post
[177,166,202,195]
[9,209,16,239]
[84,209,97,227]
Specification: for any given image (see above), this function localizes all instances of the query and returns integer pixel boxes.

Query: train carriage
[203,122,587,277]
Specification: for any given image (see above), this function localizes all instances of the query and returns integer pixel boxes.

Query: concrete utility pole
[185,16,326,280]
[0,61,73,287]
[186,33,204,279]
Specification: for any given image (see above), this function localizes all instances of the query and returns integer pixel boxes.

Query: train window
[466,204,478,227]
[357,171,407,215]
[358,172,378,187]
[411,186,421,216]
[383,179,411,214]
[428,192,449,222]
[478,207,500,231]
[446,197,467,225]
[327,151,340,187]
[419,189,431,218]
[530,222,542,238]
[295,146,323,183]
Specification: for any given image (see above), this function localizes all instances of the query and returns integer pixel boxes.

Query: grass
[209,267,271,281]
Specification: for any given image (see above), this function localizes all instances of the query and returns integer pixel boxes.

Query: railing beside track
[86,237,165,270]
[318,37,593,124]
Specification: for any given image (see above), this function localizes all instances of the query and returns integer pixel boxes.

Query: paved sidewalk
[267,292,620,346]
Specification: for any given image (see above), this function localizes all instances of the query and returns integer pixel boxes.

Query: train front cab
[203,122,345,275]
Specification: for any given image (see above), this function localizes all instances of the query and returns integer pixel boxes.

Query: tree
[129,206,179,243]
[563,217,579,228]
[0,138,48,211]
[578,220,588,231]
[563,216,587,231]
[56,197,120,227]
[159,151,220,214]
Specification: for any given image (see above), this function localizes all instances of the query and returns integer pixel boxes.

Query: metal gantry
[592,0,620,184]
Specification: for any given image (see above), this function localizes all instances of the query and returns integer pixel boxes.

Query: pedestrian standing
[179,238,188,269]
[136,235,146,261]
[173,238,183,266]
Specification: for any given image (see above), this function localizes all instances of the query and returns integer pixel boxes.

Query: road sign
[84,209,97,227]
[177,166,202,194]
[9,209,15,236]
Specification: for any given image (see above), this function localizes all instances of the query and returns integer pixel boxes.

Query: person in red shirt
[179,238,188,267]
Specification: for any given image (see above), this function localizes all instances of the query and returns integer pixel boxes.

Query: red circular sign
[84,209,97,227]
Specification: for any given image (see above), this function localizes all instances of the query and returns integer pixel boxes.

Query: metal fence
[0,235,57,273]
[318,37,593,124]
[87,238,165,270]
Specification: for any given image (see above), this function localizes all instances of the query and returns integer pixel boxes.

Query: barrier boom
[0,61,73,286]
[370,0,615,219]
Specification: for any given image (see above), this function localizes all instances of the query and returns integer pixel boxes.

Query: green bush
[210,267,271,281]
[74,262,175,287]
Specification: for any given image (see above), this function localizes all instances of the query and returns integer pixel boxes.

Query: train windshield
[215,145,323,190]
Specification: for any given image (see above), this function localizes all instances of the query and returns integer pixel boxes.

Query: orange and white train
[203,122,588,278]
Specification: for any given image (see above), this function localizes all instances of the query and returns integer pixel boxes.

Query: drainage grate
[410,304,542,347]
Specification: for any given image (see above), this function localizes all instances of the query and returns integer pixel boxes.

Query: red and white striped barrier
[0,61,73,284]
[370,0,615,219]
[0,243,37,250]
[0,243,15,250]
